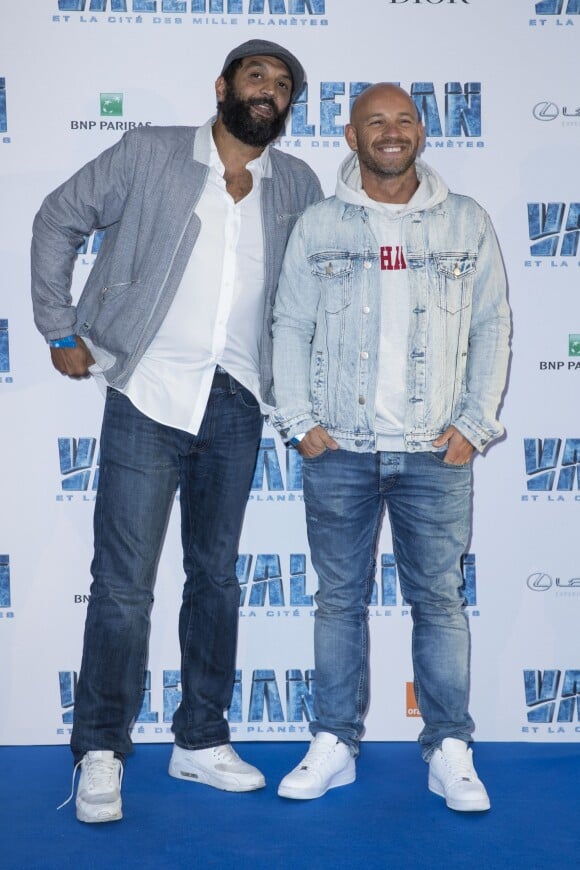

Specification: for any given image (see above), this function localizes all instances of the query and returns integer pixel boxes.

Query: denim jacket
[31,124,322,404]
[271,161,510,453]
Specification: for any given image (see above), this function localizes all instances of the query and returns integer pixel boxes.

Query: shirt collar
[194,116,272,179]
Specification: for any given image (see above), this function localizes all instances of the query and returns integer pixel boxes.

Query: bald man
[271,84,510,811]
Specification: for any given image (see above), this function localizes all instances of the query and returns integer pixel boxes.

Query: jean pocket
[428,450,472,469]
[302,447,330,464]
[235,385,260,410]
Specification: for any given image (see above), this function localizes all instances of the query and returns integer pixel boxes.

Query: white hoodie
[335,153,449,451]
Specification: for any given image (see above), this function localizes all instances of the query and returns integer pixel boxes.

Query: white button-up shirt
[121,118,269,434]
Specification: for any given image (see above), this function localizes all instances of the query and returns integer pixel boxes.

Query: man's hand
[296,425,340,459]
[50,337,95,379]
[432,426,474,466]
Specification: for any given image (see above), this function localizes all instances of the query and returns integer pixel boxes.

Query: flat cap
[221,39,305,100]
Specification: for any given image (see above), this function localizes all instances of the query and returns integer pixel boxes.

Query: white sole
[168,763,265,792]
[278,761,356,800]
[428,776,490,812]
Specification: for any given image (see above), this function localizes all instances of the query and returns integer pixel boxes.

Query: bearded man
[31,39,322,823]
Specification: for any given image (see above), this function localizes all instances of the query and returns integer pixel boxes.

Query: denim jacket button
[362,306,370,314]
[358,396,366,405]
[363,261,372,269]
[360,351,369,359]
[355,439,363,447]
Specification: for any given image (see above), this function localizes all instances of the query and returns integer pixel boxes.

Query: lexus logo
[533,101,559,121]
[527,572,553,591]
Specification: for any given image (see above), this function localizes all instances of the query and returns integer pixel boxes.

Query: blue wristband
[49,335,77,348]
[290,433,306,448]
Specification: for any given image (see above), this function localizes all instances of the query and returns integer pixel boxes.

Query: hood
[335,151,448,216]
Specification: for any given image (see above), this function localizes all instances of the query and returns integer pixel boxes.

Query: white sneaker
[75,750,123,823]
[278,732,355,800]
[168,744,265,792]
[428,737,490,812]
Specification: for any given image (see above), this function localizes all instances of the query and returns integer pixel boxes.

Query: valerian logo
[522,438,580,502]
[525,203,580,270]
[0,78,9,142]
[0,555,11,609]
[53,1,329,26]
[0,320,12,381]
[534,0,580,13]
[523,670,580,735]
[530,0,580,25]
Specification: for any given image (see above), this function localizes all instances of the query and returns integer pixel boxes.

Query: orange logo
[406,682,421,718]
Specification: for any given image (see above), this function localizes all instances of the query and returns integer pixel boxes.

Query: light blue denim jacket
[271,159,510,453]
[31,124,322,404]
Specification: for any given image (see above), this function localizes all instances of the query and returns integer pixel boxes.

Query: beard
[359,140,419,179]
[219,86,289,147]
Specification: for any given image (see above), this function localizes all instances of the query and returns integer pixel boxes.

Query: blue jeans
[70,374,263,761]
[302,449,475,760]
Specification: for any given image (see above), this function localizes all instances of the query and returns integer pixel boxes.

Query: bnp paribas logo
[100,93,123,117]
[72,92,151,132]
[537,336,580,373]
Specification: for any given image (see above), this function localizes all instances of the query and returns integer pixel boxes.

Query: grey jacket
[31,124,322,403]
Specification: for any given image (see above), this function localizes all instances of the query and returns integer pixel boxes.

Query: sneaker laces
[211,744,241,764]
[57,755,123,811]
[442,750,476,784]
[300,736,339,770]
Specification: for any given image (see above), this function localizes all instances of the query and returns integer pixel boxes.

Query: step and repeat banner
[0,1,579,747]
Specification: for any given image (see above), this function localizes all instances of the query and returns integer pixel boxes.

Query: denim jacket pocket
[434,253,476,314]
[309,253,354,313]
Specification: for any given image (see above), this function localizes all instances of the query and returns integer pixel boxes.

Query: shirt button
[363,306,370,314]
[360,351,369,360]
[363,261,372,269]
[358,396,366,405]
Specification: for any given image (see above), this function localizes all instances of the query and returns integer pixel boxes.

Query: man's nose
[260,79,275,96]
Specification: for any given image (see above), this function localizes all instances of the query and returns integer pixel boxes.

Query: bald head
[350,83,420,125]
[345,83,424,202]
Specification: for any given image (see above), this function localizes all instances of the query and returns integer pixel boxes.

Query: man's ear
[215,75,227,103]
[345,124,358,153]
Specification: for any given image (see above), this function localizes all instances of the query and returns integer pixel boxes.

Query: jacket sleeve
[304,166,324,210]
[31,131,138,341]
[452,211,511,451]
[271,212,321,441]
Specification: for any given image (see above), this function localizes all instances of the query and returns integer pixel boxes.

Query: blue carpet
[1,742,577,869]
